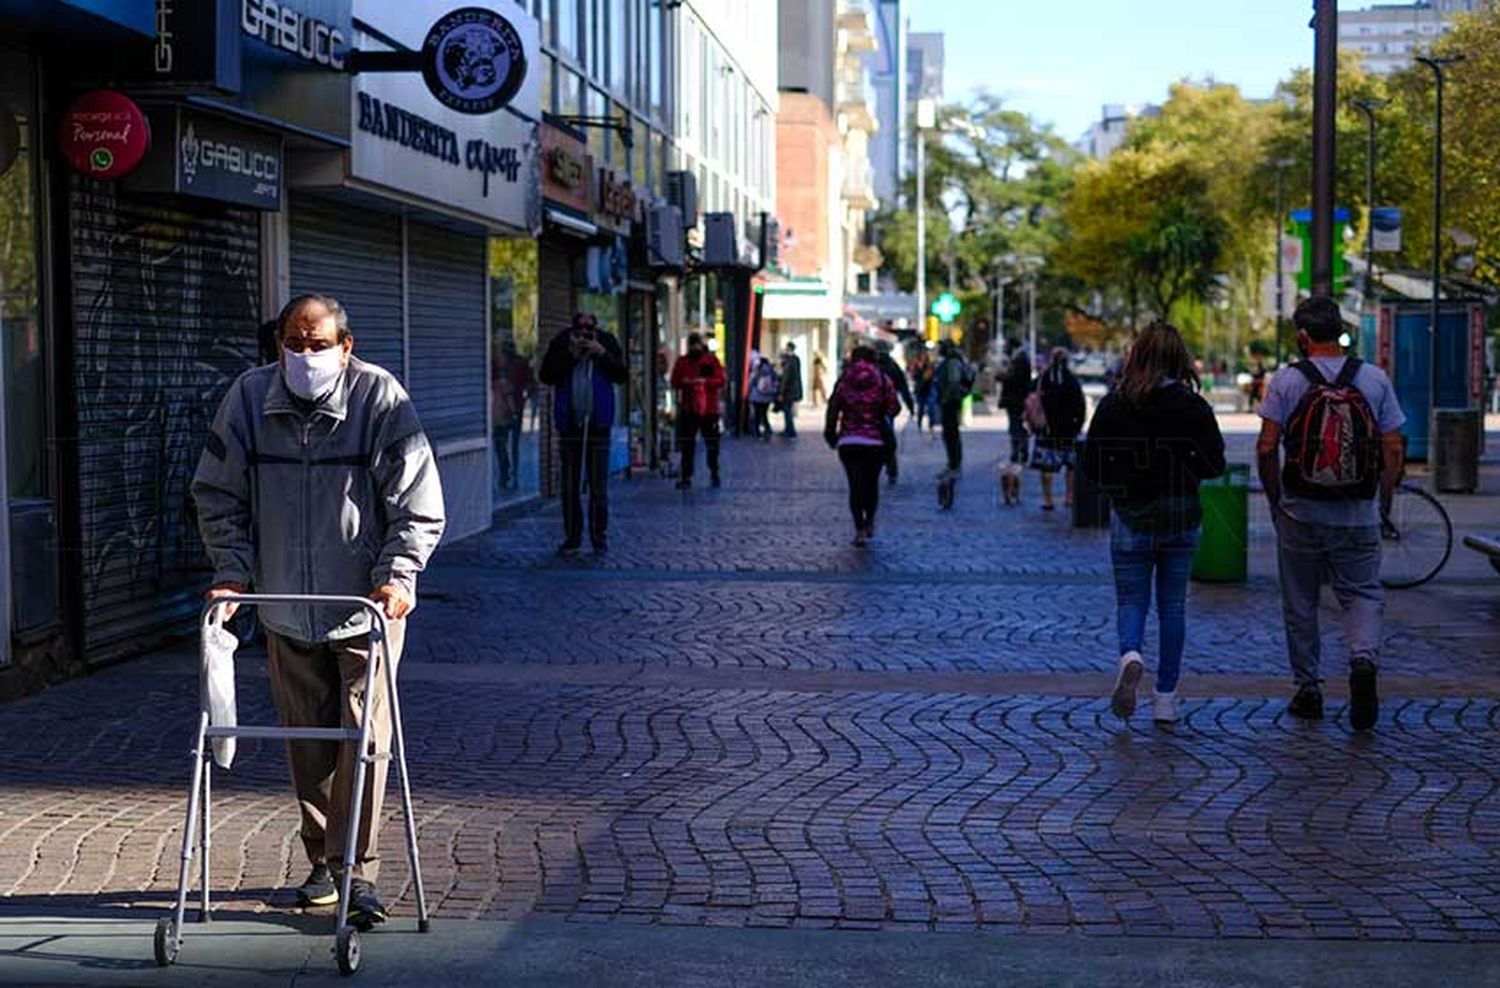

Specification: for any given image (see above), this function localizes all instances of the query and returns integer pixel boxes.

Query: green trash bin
[1192,463,1250,583]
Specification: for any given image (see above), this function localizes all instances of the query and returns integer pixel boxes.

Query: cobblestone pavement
[4,412,1500,946]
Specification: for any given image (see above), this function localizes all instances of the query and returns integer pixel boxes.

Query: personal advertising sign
[59,90,150,180]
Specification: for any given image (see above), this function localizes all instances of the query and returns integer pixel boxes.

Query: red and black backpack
[1281,358,1382,501]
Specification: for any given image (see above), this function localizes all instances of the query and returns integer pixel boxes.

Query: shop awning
[759,280,840,322]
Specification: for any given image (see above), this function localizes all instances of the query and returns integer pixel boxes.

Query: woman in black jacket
[1034,347,1086,511]
[1082,322,1226,726]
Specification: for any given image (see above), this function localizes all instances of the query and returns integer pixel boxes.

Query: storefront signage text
[241,0,346,69]
[358,92,522,198]
[180,116,282,207]
[596,167,637,226]
[420,6,528,115]
[59,91,151,181]
[540,123,589,213]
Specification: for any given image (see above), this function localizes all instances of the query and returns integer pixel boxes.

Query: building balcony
[842,178,877,211]
[837,2,877,53]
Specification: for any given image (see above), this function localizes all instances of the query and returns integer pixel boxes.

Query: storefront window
[1,52,44,502]
[556,0,580,60]
[489,237,541,507]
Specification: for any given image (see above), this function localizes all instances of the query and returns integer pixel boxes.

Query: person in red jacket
[670,333,727,489]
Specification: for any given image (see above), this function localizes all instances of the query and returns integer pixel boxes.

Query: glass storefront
[489,237,541,508]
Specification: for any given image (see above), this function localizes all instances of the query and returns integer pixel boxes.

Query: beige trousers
[265,620,405,882]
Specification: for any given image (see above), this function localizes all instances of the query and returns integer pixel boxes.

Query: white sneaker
[1152,690,1181,725]
[1110,651,1145,720]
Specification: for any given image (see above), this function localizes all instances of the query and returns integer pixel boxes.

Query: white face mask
[283,347,345,401]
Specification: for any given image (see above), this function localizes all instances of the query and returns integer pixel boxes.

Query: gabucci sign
[59,90,151,180]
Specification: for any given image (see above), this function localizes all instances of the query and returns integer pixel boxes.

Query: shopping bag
[202,613,239,769]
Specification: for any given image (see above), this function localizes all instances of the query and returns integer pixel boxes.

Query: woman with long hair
[1033,347,1087,511]
[825,345,900,547]
[1082,322,1226,724]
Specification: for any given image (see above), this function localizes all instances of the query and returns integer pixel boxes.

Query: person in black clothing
[934,340,971,474]
[538,312,628,555]
[874,340,914,483]
[998,338,1032,464]
[778,342,804,437]
[1034,347,1086,511]
[1082,322,1225,725]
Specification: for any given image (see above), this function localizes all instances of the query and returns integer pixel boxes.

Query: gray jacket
[191,357,446,642]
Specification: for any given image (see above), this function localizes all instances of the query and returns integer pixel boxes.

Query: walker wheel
[335,924,361,976]
[418,918,432,933]
[153,916,179,967]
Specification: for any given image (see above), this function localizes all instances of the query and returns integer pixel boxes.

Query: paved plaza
[3,411,1500,983]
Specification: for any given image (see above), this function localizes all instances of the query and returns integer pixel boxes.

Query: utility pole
[1352,98,1389,315]
[915,99,935,338]
[1274,158,1294,364]
[1415,54,1464,416]
[1311,0,1337,296]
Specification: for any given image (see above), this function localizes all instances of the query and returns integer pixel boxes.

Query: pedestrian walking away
[1082,322,1225,725]
[811,351,829,408]
[778,342,804,437]
[934,339,973,475]
[875,339,915,483]
[539,312,629,554]
[1256,294,1405,731]
[191,293,447,929]
[998,337,1033,466]
[748,354,780,441]
[1032,347,1086,512]
[825,345,900,547]
[671,333,728,488]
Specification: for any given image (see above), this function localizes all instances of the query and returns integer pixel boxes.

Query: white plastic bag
[203,614,239,770]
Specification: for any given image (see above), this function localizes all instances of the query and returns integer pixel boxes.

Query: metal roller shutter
[289,195,404,382]
[69,178,260,658]
[537,242,577,498]
[406,221,486,443]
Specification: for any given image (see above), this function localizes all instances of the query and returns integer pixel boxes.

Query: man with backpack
[1256,295,1406,731]
[935,340,975,474]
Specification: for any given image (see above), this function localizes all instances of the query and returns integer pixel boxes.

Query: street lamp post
[915,99,936,339]
[1351,97,1389,315]
[1273,157,1294,365]
[1414,54,1464,443]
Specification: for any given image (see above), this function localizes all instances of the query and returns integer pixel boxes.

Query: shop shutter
[288,195,404,382]
[406,221,486,443]
[69,179,260,659]
[537,243,577,498]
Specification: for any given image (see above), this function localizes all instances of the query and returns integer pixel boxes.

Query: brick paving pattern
[3,415,1500,942]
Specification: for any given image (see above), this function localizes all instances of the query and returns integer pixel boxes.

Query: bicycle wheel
[1380,484,1453,589]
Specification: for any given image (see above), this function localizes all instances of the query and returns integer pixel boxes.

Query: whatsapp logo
[90,147,114,172]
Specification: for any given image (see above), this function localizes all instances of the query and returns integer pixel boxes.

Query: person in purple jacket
[825,346,901,547]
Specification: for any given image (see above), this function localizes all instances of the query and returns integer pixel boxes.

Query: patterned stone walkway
[3,413,1500,945]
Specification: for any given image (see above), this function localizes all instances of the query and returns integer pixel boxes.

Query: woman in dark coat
[1034,347,1086,511]
[1081,321,1225,725]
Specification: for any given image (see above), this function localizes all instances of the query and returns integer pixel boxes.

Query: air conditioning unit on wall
[666,171,699,229]
[703,213,738,267]
[646,204,684,268]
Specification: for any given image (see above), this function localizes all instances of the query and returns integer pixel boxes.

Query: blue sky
[914,1,1373,140]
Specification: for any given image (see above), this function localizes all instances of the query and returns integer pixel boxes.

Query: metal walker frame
[153,594,430,976]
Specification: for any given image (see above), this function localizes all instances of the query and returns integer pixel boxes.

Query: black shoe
[556,540,582,556]
[710,474,721,488]
[345,879,388,931]
[1349,658,1379,731]
[592,540,608,555]
[295,863,338,907]
[1288,684,1325,720]
[676,479,692,490]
